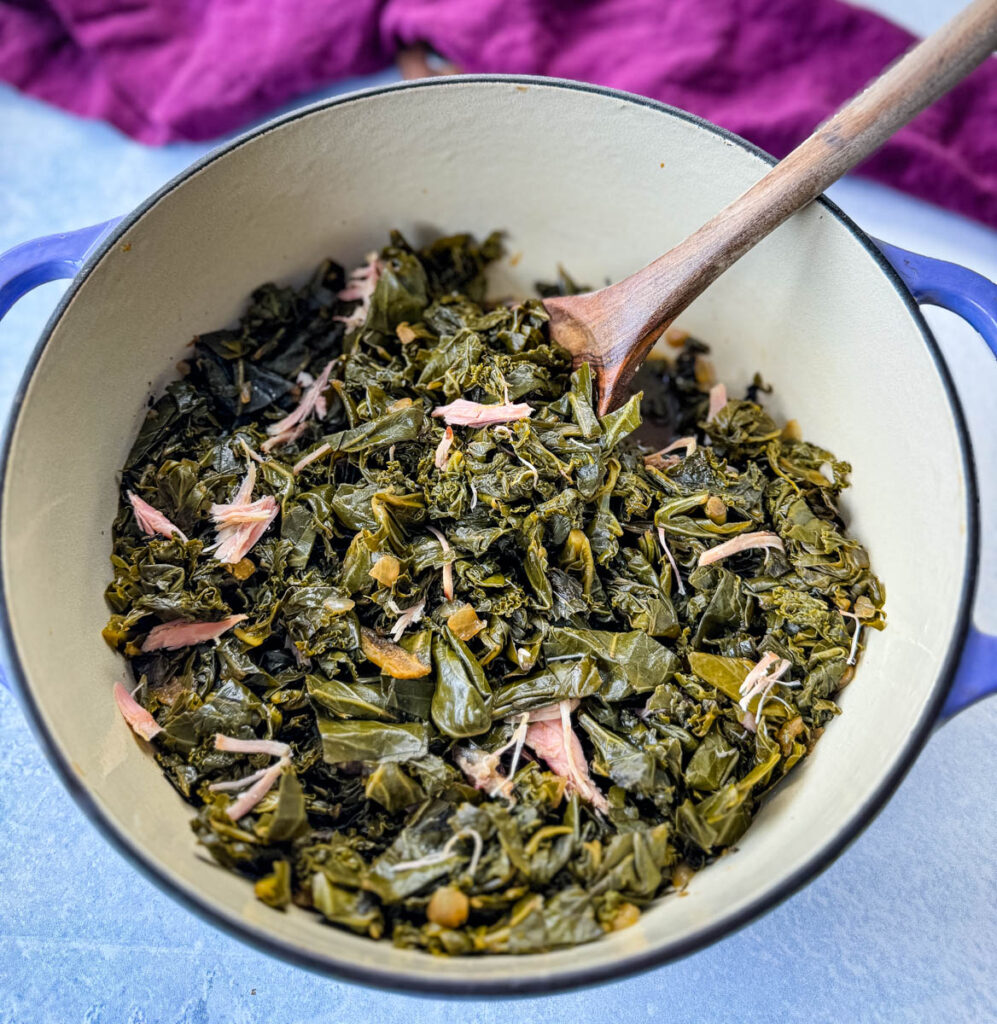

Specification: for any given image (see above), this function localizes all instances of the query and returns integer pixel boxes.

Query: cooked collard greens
[104,230,884,954]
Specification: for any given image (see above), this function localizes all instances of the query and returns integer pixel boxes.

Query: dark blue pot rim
[0,74,978,998]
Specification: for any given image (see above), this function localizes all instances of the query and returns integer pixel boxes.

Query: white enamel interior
[0,79,969,990]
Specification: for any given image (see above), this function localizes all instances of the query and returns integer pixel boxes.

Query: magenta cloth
[1,0,995,226]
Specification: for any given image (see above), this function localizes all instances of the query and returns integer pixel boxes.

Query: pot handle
[0,218,122,694]
[0,218,121,319]
[874,239,997,719]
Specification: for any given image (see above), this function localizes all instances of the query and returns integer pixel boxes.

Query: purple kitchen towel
[1,0,995,226]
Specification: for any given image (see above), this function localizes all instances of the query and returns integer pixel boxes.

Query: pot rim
[0,73,979,997]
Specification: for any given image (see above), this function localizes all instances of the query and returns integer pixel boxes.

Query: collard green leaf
[430,632,492,738]
[544,628,679,697]
[262,769,309,842]
[318,718,428,764]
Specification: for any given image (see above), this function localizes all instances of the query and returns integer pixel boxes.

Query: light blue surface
[2,42,997,1024]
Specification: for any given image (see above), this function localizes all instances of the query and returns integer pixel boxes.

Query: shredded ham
[225,763,284,820]
[238,437,263,464]
[698,531,785,567]
[211,732,292,820]
[214,735,290,759]
[334,253,381,331]
[292,443,332,475]
[208,768,269,792]
[265,359,334,444]
[657,526,686,596]
[738,653,792,731]
[738,652,780,703]
[524,700,608,812]
[645,436,697,471]
[261,423,306,452]
[524,699,579,723]
[127,491,187,543]
[428,526,454,601]
[454,745,509,798]
[434,426,454,470]
[706,382,727,422]
[113,682,163,741]
[752,674,785,732]
[454,714,530,801]
[388,599,426,642]
[431,398,534,427]
[142,613,247,652]
[208,463,279,564]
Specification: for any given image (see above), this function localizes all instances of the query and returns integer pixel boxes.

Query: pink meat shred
[261,423,306,452]
[141,613,247,652]
[225,763,285,821]
[265,359,334,444]
[454,745,508,796]
[707,382,727,422]
[454,714,530,801]
[431,398,534,427]
[525,699,579,723]
[113,682,163,741]
[389,599,426,642]
[211,732,292,820]
[434,426,454,470]
[738,652,792,728]
[208,463,279,563]
[127,491,187,543]
[292,443,331,475]
[334,253,381,331]
[698,531,785,566]
[524,700,608,812]
[214,734,290,759]
[645,436,696,469]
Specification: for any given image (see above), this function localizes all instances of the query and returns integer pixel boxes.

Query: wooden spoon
[543,0,997,415]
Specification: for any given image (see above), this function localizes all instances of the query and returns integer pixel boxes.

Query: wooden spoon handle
[628,0,997,336]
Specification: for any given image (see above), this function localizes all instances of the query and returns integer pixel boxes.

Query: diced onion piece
[369,554,401,587]
[359,627,431,679]
[446,603,485,641]
[225,762,284,821]
[333,253,380,331]
[657,526,686,596]
[428,526,454,601]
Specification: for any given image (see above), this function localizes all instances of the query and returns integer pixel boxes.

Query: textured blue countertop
[1,10,996,1021]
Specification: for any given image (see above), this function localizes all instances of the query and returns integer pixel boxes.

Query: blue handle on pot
[875,240,997,358]
[0,226,994,720]
[0,219,121,319]
[874,240,997,720]
[0,217,120,697]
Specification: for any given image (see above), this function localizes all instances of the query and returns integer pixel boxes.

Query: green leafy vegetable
[105,228,884,955]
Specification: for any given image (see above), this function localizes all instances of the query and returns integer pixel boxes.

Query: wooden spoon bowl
[544,0,997,415]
